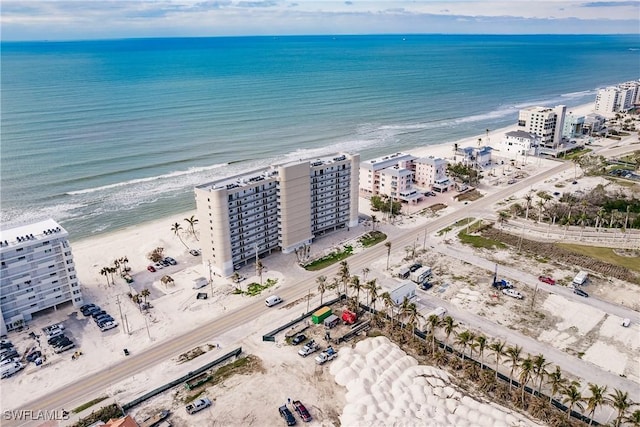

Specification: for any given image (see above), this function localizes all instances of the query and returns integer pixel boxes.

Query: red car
[538,276,555,285]
[147,265,156,273]
[292,400,312,422]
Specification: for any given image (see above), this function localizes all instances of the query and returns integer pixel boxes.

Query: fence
[121,347,242,411]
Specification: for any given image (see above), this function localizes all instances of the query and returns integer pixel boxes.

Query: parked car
[0,351,19,362]
[154,262,164,270]
[0,342,13,350]
[147,265,156,273]
[291,334,306,345]
[80,303,95,312]
[100,321,118,332]
[53,337,73,347]
[85,306,102,317]
[279,405,296,426]
[574,288,589,298]
[26,351,42,363]
[81,305,98,316]
[48,335,67,345]
[1,362,24,379]
[189,249,201,256]
[95,315,114,324]
[160,259,171,267]
[292,400,312,423]
[91,310,107,319]
[164,257,177,265]
[55,342,75,354]
[538,276,556,285]
[502,288,523,299]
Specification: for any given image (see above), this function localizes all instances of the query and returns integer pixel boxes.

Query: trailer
[573,271,588,286]
[311,306,332,324]
[410,266,432,284]
[184,372,212,390]
[390,281,416,305]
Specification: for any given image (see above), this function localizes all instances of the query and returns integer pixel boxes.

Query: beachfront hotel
[594,80,640,116]
[516,105,566,149]
[0,219,83,335]
[194,154,359,277]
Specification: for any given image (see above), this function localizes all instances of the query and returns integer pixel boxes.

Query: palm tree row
[369,300,638,426]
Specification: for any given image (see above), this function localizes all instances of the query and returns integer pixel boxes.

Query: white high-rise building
[0,219,83,335]
[517,105,566,149]
[195,153,359,277]
[594,81,640,115]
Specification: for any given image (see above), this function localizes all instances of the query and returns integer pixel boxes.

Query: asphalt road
[6,143,638,426]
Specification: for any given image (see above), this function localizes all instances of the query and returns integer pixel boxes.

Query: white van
[265,295,283,307]
[1,362,24,379]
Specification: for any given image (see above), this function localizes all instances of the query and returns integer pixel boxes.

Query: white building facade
[595,81,640,115]
[517,105,566,149]
[0,219,83,335]
[496,130,540,159]
[195,153,359,277]
[359,152,416,196]
[414,156,448,188]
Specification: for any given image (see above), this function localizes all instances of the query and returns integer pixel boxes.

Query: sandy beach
[5,100,637,427]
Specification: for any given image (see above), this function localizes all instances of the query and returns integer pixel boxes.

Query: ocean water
[1,34,639,240]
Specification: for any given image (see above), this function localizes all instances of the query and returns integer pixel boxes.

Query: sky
[1,0,639,41]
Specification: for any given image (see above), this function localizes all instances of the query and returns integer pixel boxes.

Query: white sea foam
[66,162,229,195]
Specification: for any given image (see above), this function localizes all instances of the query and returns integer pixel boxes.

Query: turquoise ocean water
[1,35,639,240]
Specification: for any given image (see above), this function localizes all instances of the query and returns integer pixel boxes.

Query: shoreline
[69,101,595,247]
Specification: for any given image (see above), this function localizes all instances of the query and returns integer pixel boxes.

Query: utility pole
[306,289,311,313]
[115,295,127,335]
[124,314,130,335]
[422,226,428,249]
[144,313,151,341]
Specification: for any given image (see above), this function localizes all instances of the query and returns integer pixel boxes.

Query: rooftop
[0,218,67,250]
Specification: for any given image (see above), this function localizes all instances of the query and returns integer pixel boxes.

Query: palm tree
[380,291,394,325]
[140,288,151,304]
[349,275,362,310]
[384,241,392,270]
[586,383,608,426]
[404,302,422,342]
[475,335,487,370]
[467,331,477,360]
[99,267,111,286]
[171,222,189,249]
[132,294,142,310]
[547,366,568,403]
[506,345,522,389]
[524,192,533,220]
[120,256,130,272]
[108,266,118,284]
[426,314,442,354]
[361,267,370,283]
[519,354,534,404]
[489,340,506,380]
[330,277,340,298]
[365,279,379,312]
[609,389,632,427]
[316,275,327,305]
[255,259,264,285]
[113,259,121,276]
[562,381,585,420]
[532,353,551,397]
[455,330,472,361]
[623,409,640,427]
[184,215,199,241]
[339,261,350,295]
[442,316,457,352]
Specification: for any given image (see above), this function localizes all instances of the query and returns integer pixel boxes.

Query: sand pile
[330,336,539,427]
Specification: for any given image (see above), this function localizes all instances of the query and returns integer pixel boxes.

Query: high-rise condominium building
[194,153,359,277]
[594,81,640,115]
[0,219,83,335]
[517,105,566,149]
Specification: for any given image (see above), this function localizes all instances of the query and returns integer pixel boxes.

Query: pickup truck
[298,340,320,358]
[315,347,338,365]
[185,398,212,414]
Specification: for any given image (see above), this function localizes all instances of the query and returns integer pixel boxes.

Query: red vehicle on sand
[538,276,555,285]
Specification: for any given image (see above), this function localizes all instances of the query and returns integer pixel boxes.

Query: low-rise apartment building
[194,153,359,277]
[359,152,416,196]
[495,130,540,160]
[0,219,83,335]
[414,156,448,188]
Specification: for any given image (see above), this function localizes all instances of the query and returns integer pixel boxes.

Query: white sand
[330,336,541,427]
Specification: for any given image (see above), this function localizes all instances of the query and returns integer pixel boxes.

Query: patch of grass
[458,230,506,250]
[73,396,109,414]
[359,231,387,247]
[428,203,448,212]
[554,183,565,188]
[71,404,122,427]
[438,226,453,236]
[557,243,640,274]
[304,245,354,271]
[235,278,278,296]
[454,217,475,227]
[563,148,592,160]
